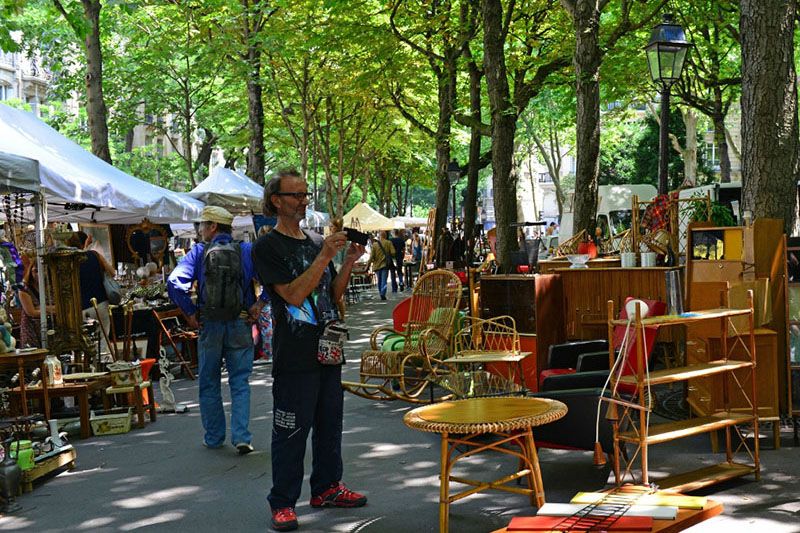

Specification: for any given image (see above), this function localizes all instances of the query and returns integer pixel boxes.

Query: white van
[677,182,742,222]
[559,184,658,240]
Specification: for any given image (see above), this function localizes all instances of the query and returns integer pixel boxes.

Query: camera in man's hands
[344,227,369,246]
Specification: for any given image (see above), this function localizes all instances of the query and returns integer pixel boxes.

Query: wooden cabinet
[609,303,760,492]
[478,274,564,379]
[556,266,682,341]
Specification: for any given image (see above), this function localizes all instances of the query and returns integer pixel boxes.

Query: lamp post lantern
[645,13,692,194]
[447,159,461,228]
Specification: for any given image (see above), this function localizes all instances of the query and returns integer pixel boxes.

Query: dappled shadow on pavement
[4,289,799,532]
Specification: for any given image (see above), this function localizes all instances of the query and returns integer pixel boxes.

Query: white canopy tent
[187,166,263,215]
[187,166,330,229]
[343,202,401,232]
[0,152,48,347]
[0,104,204,224]
[300,207,330,229]
[391,215,428,228]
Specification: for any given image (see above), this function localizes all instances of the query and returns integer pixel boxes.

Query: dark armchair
[538,339,610,391]
[530,387,618,455]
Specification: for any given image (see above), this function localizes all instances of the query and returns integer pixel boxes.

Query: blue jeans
[268,365,343,509]
[198,318,254,447]
[390,263,404,292]
[376,268,389,298]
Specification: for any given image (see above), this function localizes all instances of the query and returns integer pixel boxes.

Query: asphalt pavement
[3,287,799,532]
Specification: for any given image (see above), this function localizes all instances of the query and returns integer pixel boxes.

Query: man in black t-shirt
[253,169,367,532]
[389,229,406,292]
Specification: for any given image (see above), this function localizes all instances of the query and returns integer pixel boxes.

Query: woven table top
[404,396,567,435]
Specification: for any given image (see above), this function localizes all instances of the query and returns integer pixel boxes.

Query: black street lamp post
[645,14,692,194]
[447,159,461,228]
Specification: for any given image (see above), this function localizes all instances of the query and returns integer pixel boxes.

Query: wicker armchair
[342,269,462,403]
[437,315,526,398]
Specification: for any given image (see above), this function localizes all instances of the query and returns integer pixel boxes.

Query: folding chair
[152,308,197,380]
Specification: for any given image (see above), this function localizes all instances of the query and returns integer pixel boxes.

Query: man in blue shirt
[167,205,267,454]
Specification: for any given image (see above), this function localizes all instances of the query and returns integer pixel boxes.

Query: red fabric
[507,515,653,531]
[613,297,666,394]
[538,368,575,389]
[392,297,413,332]
[515,265,530,274]
[641,193,672,232]
[454,270,468,284]
[577,241,598,258]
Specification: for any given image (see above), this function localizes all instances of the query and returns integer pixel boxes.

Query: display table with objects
[491,485,723,533]
[8,377,111,439]
[403,396,567,532]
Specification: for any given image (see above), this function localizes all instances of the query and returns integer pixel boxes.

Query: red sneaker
[271,507,298,531]
[310,482,367,508]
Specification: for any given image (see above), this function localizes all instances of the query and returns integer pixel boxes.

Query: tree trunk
[712,93,731,183]
[124,128,134,153]
[245,47,266,184]
[463,53,482,261]
[82,0,111,164]
[183,106,195,189]
[570,0,601,236]
[681,108,698,186]
[433,63,456,263]
[740,0,798,233]
[194,128,217,177]
[483,0,518,273]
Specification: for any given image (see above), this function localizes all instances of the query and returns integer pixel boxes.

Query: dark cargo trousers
[267,365,344,510]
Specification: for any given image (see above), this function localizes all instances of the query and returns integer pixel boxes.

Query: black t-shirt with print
[252,230,339,375]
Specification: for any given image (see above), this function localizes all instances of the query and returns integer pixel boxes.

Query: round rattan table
[404,396,567,533]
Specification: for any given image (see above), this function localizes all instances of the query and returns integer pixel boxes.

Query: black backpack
[202,240,243,321]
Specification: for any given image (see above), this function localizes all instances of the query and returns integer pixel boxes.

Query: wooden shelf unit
[608,298,760,492]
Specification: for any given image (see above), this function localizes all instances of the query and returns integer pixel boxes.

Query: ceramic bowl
[566,254,590,268]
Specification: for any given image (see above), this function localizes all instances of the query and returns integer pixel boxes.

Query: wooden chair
[342,269,462,403]
[437,315,528,399]
[152,308,197,380]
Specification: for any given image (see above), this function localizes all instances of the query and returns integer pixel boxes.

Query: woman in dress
[16,258,55,348]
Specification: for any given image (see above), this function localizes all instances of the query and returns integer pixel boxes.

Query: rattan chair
[342,269,462,403]
[437,315,526,398]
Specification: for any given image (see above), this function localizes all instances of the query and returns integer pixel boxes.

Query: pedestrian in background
[389,229,406,292]
[167,205,266,454]
[367,230,395,301]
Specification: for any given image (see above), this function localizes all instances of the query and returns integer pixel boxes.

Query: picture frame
[79,223,114,266]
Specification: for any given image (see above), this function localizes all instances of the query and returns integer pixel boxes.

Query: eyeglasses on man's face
[274,192,312,200]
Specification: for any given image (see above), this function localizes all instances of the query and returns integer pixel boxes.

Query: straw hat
[194,206,234,225]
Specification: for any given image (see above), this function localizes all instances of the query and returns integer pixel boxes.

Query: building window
[0,85,9,100]
[538,172,552,183]
[704,140,720,170]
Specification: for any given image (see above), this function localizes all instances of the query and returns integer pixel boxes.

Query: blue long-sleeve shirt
[167,233,267,318]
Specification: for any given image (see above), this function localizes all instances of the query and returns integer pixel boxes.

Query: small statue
[157,348,188,413]
[0,308,16,354]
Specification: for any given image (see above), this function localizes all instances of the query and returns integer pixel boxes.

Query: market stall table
[0,348,49,417]
[8,376,111,439]
[403,396,567,533]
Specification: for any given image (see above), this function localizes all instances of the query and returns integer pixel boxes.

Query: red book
[507,515,653,531]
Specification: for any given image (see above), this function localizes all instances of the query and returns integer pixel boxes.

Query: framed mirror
[125,218,169,266]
